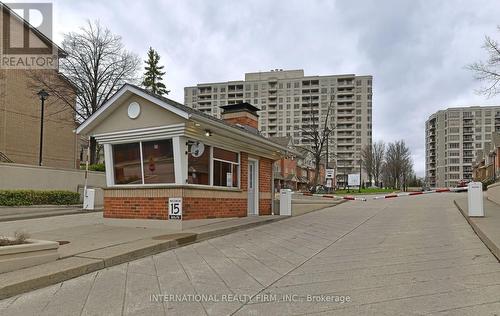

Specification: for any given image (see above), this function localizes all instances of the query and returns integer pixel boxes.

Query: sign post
[348,174,360,190]
[325,168,335,191]
[168,197,183,220]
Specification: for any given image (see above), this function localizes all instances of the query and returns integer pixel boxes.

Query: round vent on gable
[127,102,141,119]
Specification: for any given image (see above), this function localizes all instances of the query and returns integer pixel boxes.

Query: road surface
[1,193,499,315]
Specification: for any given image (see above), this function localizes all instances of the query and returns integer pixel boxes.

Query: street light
[493,151,497,181]
[359,157,362,193]
[37,89,49,166]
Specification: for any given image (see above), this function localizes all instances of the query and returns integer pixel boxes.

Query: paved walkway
[455,196,500,261]
[1,193,500,315]
[0,206,100,222]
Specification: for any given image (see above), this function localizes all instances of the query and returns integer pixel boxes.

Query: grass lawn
[333,187,396,195]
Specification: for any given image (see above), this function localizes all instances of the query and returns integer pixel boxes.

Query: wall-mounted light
[194,123,201,127]
[205,130,212,137]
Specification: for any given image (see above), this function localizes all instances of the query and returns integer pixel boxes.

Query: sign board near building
[168,197,182,220]
[325,169,335,179]
[348,174,360,186]
[326,179,333,188]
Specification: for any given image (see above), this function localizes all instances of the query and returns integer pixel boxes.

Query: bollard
[83,188,96,210]
[280,189,292,216]
[467,182,484,217]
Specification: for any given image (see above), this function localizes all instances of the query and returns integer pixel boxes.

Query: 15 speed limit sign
[168,197,182,220]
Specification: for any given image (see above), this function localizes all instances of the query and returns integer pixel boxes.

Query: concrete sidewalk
[454,197,500,261]
[0,214,289,299]
[0,205,102,222]
[0,197,345,299]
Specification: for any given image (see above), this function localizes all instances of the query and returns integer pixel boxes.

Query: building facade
[473,132,500,182]
[0,4,78,168]
[77,84,291,225]
[184,69,373,187]
[426,106,500,188]
[270,136,326,192]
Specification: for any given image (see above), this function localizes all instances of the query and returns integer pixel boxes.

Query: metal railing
[0,151,13,163]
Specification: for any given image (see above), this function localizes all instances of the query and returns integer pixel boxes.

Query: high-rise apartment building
[426,106,500,188]
[184,69,373,186]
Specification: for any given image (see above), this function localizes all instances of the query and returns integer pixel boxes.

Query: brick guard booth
[76,84,290,229]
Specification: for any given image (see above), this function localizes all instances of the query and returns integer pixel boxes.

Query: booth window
[113,143,142,184]
[112,139,174,185]
[213,147,239,187]
[142,139,175,184]
[188,144,210,185]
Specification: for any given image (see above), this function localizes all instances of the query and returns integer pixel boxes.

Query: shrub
[0,190,80,206]
[89,163,105,172]
[0,231,30,246]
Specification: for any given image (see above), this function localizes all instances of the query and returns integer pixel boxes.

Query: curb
[0,209,103,222]
[454,200,500,262]
[0,216,288,300]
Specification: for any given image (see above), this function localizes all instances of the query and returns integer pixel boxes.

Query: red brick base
[259,199,272,215]
[104,195,273,220]
[104,197,168,220]
[183,197,247,219]
[103,152,274,221]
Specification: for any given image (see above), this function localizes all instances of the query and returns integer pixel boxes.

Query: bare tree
[468,26,500,97]
[372,141,385,187]
[29,20,140,163]
[361,144,374,186]
[299,96,336,191]
[384,140,412,190]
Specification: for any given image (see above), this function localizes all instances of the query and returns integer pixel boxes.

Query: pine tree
[142,47,170,95]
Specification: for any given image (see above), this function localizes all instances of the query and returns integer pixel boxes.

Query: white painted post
[103,143,114,186]
[280,189,292,216]
[467,182,484,217]
[173,136,188,185]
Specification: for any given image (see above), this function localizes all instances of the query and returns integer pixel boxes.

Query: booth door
[247,159,259,215]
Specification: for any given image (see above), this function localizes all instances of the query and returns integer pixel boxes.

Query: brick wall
[104,197,167,220]
[259,158,273,215]
[0,68,77,168]
[103,152,275,220]
[183,197,247,219]
[223,117,258,129]
[240,152,249,191]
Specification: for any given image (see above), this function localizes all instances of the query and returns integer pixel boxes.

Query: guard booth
[76,84,290,227]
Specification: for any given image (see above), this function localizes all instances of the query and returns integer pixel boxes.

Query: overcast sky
[19,0,500,176]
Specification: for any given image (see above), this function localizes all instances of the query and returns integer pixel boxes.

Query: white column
[173,136,188,184]
[209,146,214,186]
[103,143,115,186]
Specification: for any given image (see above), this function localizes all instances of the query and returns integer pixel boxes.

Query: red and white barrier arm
[293,186,467,202]
[371,187,468,200]
[293,192,367,201]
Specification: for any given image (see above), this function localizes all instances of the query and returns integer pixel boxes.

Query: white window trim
[110,138,177,186]
[108,138,241,189]
[211,149,240,189]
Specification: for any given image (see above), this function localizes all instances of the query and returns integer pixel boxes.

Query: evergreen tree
[142,47,170,95]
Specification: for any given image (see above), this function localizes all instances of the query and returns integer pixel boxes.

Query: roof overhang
[189,113,291,159]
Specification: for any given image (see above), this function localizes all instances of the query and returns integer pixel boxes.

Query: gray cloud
[42,0,500,175]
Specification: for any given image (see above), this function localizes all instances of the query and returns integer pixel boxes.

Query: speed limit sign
[168,197,182,220]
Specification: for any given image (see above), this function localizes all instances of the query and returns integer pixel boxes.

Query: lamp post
[359,157,362,193]
[37,89,49,166]
[493,151,497,181]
